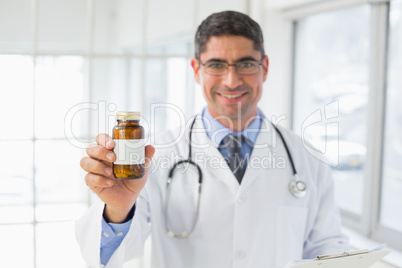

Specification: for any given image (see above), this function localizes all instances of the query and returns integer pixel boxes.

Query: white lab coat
[75,116,349,268]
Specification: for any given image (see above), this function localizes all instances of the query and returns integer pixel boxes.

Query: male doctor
[76,11,349,268]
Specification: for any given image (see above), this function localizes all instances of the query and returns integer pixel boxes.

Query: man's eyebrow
[203,56,260,64]
[203,58,227,64]
[235,56,260,62]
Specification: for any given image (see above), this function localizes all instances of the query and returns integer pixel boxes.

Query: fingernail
[106,152,114,160]
[105,167,112,175]
[106,140,111,148]
[106,179,113,186]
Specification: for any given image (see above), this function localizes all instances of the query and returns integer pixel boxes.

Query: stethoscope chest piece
[272,124,307,199]
[289,175,307,198]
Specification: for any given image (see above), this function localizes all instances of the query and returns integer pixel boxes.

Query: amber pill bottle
[112,112,145,179]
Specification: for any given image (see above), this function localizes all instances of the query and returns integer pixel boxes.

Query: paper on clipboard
[285,248,391,268]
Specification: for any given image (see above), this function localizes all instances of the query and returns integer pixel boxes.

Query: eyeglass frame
[197,57,264,76]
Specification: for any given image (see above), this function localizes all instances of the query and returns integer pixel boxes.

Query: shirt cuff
[100,204,135,247]
[100,217,132,247]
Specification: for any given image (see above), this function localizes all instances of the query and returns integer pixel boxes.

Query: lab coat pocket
[275,206,308,267]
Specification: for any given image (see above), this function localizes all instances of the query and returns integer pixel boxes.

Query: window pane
[36,222,87,268]
[91,59,129,109]
[0,141,33,206]
[127,59,144,112]
[166,58,188,128]
[0,55,33,139]
[0,224,34,268]
[90,58,142,139]
[146,0,193,56]
[36,203,88,222]
[380,0,402,232]
[35,56,86,139]
[0,206,33,224]
[35,140,87,204]
[0,0,31,52]
[37,0,87,53]
[94,0,144,55]
[144,58,188,135]
[144,58,165,134]
[293,5,370,215]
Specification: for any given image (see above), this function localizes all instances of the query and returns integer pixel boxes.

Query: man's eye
[238,61,254,68]
[208,62,225,69]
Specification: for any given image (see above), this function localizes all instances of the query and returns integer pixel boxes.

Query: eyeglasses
[199,59,263,76]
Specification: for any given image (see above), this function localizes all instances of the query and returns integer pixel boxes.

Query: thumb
[144,145,155,169]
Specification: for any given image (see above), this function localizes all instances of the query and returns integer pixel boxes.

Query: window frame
[0,0,198,267]
[288,0,402,254]
[1,0,253,267]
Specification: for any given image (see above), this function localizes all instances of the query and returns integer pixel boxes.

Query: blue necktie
[222,134,246,184]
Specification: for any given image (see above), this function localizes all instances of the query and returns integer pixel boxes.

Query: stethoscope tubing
[271,124,297,176]
[271,124,307,198]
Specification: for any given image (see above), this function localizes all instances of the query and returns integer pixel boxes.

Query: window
[292,0,402,255]
[0,0,249,267]
[293,4,370,216]
[380,0,402,234]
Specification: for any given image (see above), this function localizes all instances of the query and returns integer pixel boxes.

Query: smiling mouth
[218,92,247,99]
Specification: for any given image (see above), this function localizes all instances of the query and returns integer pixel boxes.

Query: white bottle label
[113,139,145,165]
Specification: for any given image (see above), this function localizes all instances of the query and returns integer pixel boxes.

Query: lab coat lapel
[240,119,275,191]
[190,116,240,193]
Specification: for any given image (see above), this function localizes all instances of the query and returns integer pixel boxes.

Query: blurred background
[0,0,401,267]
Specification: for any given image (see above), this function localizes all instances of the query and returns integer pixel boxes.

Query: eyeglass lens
[203,60,261,75]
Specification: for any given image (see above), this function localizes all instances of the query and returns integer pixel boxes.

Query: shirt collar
[202,107,263,147]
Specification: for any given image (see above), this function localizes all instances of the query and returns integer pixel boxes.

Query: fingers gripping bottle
[112,112,145,179]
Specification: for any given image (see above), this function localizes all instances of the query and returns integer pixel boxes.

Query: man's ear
[262,55,269,82]
[191,57,201,84]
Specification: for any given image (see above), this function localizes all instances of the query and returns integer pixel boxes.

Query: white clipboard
[285,248,391,268]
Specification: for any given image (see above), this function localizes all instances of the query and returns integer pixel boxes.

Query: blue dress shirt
[99,108,262,265]
[201,107,262,165]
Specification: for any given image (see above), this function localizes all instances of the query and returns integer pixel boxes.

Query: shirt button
[238,196,246,203]
[116,232,123,236]
[236,250,247,259]
[103,232,110,238]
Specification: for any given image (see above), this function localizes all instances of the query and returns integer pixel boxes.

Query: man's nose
[221,66,243,89]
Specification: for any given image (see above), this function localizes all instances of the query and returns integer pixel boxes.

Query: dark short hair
[194,11,265,59]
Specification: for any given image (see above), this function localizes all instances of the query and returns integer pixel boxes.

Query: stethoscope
[165,116,307,239]
[271,123,307,199]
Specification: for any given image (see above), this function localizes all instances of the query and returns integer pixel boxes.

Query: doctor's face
[191,35,269,126]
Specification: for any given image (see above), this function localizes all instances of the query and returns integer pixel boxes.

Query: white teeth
[220,93,243,99]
